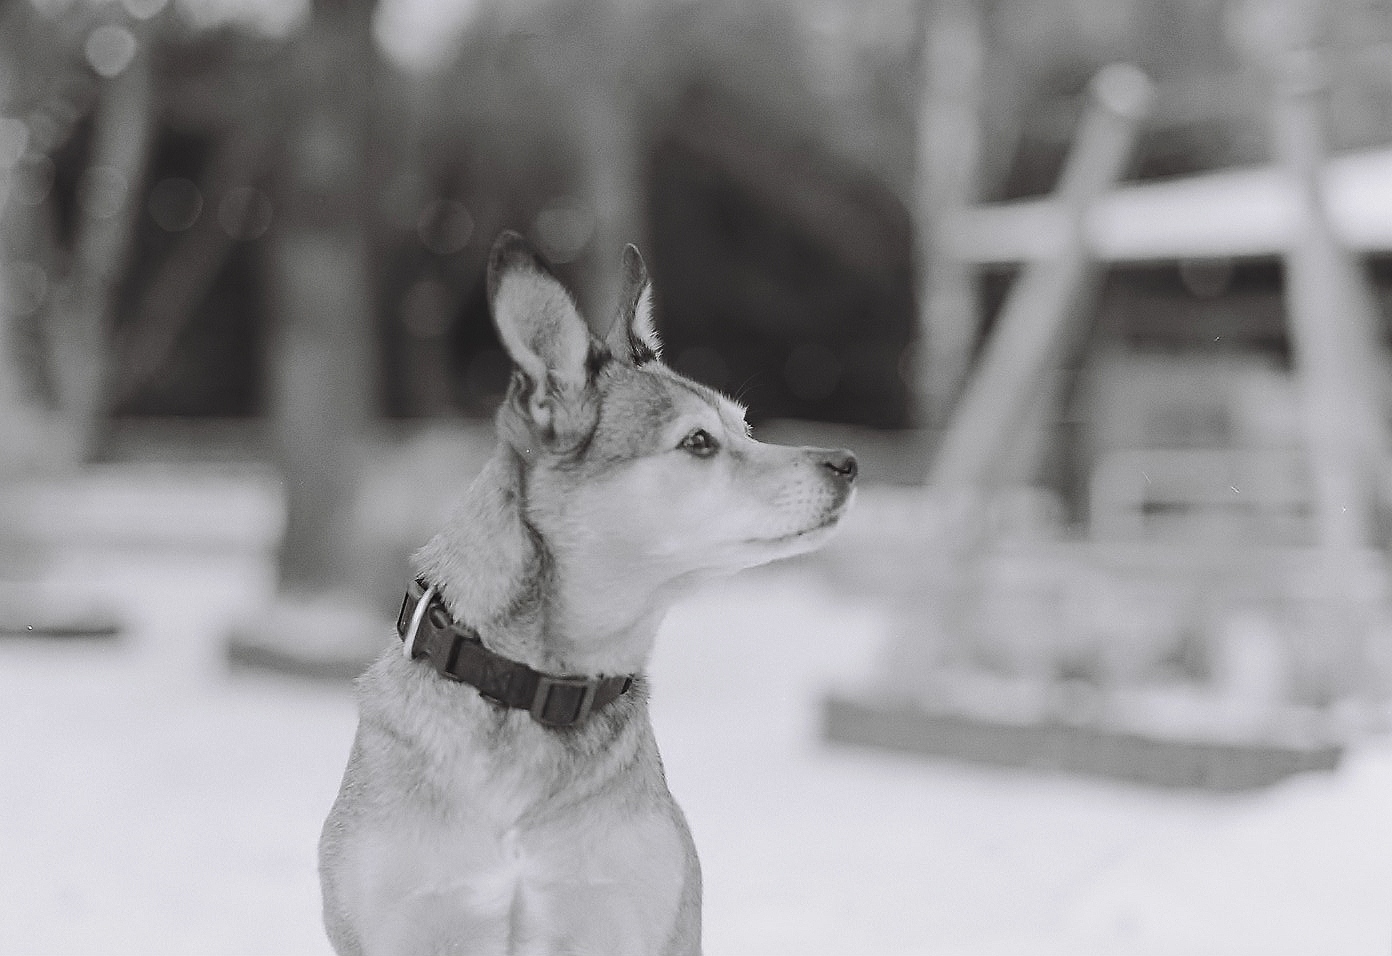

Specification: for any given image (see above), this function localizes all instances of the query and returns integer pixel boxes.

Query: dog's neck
[411,445,667,677]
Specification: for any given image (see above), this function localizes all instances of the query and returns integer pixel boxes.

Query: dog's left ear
[488,231,598,440]
[604,244,662,366]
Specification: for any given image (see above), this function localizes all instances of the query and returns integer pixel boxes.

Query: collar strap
[396,579,634,728]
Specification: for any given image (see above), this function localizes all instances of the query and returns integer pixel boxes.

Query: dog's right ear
[487,231,597,440]
[604,244,662,366]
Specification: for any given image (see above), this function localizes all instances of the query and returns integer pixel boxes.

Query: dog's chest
[351,792,688,954]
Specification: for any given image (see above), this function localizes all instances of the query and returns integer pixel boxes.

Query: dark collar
[396,579,634,728]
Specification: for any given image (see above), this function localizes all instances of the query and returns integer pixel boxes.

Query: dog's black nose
[822,450,858,483]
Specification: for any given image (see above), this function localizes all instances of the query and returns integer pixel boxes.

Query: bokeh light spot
[11,154,55,205]
[85,24,138,79]
[29,0,75,19]
[172,0,308,39]
[147,177,203,232]
[0,119,30,168]
[25,113,59,153]
[217,186,273,240]
[76,165,128,220]
[1179,258,1235,299]
[416,199,473,255]
[122,0,168,19]
[532,202,592,264]
[4,261,48,316]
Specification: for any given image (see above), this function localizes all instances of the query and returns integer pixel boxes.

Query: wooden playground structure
[823,18,1392,788]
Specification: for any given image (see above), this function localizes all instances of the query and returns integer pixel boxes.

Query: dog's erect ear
[488,231,597,438]
[604,244,661,366]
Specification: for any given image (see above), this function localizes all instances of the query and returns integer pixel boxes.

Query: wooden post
[928,64,1153,490]
[912,0,986,428]
[1271,50,1386,550]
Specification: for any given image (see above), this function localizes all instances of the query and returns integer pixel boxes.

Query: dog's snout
[821,450,858,484]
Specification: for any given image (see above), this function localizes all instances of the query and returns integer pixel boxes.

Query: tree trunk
[265,0,378,594]
[226,0,387,676]
[50,24,155,461]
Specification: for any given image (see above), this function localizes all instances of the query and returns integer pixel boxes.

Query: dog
[319,232,858,955]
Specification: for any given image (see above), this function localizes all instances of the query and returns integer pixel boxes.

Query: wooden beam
[943,145,1392,265]
[928,65,1153,490]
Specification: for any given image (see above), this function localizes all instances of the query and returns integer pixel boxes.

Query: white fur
[632,283,660,356]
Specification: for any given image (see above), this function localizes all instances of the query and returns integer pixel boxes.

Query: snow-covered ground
[2,542,1390,955]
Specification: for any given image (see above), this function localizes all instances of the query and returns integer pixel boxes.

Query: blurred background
[3,0,1392,952]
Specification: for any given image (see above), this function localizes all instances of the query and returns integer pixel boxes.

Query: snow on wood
[946,146,1392,264]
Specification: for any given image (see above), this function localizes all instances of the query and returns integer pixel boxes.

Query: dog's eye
[679,428,718,458]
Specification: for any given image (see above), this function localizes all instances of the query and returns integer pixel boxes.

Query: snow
[2,545,1390,954]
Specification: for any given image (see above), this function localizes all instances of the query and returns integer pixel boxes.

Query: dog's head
[487,232,856,649]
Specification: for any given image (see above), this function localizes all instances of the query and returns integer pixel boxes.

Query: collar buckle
[530,674,600,727]
[401,584,438,661]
